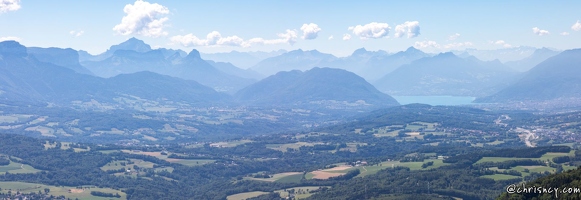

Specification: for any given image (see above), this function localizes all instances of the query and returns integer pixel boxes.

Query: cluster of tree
[476,159,546,169]
[0,157,10,166]
[90,191,121,198]
[422,161,434,168]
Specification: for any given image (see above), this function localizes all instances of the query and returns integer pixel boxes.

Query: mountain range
[200,50,287,69]
[373,52,519,97]
[80,38,256,93]
[0,41,230,106]
[475,49,581,103]
[504,47,561,72]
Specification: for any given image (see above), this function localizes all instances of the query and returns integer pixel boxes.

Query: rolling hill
[235,67,399,107]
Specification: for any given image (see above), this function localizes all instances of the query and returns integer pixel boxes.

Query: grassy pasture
[266,142,323,152]
[226,191,268,200]
[119,150,215,166]
[210,139,253,148]
[245,172,303,182]
[275,186,327,199]
[480,174,521,181]
[0,181,126,200]
[0,161,41,175]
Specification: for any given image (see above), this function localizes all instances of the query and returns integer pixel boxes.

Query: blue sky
[1,0,580,56]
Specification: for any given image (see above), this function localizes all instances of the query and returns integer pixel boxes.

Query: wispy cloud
[113,0,170,38]
[0,0,20,13]
[489,40,512,48]
[394,21,420,38]
[572,21,581,31]
[561,32,570,36]
[348,22,390,39]
[414,40,473,49]
[170,30,298,47]
[328,35,333,40]
[342,34,351,41]
[69,30,85,37]
[0,36,20,42]
[448,33,460,41]
[300,23,321,40]
[532,27,550,36]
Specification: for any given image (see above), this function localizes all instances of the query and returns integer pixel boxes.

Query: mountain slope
[357,47,429,81]
[0,41,230,106]
[475,49,581,102]
[374,52,519,97]
[206,60,264,80]
[27,47,94,75]
[505,47,560,72]
[251,49,338,76]
[235,67,399,107]
[200,50,286,69]
[82,40,256,93]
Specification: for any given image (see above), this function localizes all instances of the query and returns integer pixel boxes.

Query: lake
[392,96,476,106]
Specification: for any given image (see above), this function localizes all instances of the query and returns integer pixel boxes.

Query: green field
[0,181,126,200]
[476,157,531,164]
[120,150,215,166]
[246,172,303,182]
[275,174,304,183]
[226,191,268,200]
[354,159,449,177]
[101,159,154,172]
[480,174,521,181]
[275,186,326,199]
[0,161,41,174]
[168,159,215,166]
[266,142,322,152]
[477,151,576,164]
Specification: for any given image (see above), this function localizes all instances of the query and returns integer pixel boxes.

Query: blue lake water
[392,96,476,106]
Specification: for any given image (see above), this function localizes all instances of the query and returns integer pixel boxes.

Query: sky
[1,0,581,57]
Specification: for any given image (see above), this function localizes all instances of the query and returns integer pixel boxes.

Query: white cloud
[342,34,351,41]
[414,40,439,49]
[394,21,420,38]
[113,0,170,38]
[171,30,298,48]
[69,30,84,37]
[532,27,550,36]
[328,35,333,40]
[448,33,460,41]
[300,23,321,40]
[572,21,581,31]
[0,36,20,42]
[443,42,473,49]
[561,32,570,36]
[0,0,20,13]
[348,22,390,39]
[489,40,512,48]
[414,40,473,49]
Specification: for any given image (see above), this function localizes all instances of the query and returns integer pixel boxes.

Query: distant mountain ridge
[81,39,256,93]
[0,41,230,106]
[374,52,519,97]
[249,47,429,81]
[235,67,399,107]
[251,49,338,76]
[475,49,581,102]
[27,47,94,75]
[200,50,287,69]
[505,47,560,72]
